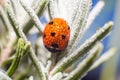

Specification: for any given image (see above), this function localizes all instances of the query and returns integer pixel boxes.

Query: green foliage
[0,0,116,80]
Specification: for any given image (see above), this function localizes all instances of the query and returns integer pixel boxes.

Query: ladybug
[42,18,70,52]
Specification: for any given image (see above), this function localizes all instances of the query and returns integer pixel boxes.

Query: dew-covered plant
[0,0,117,80]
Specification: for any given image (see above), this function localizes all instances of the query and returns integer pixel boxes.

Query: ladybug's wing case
[42,18,70,53]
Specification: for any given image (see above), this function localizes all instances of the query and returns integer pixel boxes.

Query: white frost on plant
[50,72,63,80]
[86,0,105,28]
[0,71,12,80]
[89,48,117,71]
[0,0,115,80]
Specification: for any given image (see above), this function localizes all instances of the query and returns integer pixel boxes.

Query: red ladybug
[42,18,70,52]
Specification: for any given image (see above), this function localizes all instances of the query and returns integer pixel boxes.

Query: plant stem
[50,21,113,75]
[0,6,11,31]
[0,71,12,80]
[64,42,101,80]
[20,0,43,33]
[7,38,30,76]
[14,65,32,80]
[5,3,46,80]
[89,48,117,71]
[67,0,91,54]
[23,0,50,34]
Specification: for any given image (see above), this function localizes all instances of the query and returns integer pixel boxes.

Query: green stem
[23,0,50,34]
[89,48,117,71]
[20,0,43,33]
[50,22,113,75]
[64,42,101,80]
[14,65,31,80]
[6,38,30,76]
[5,3,46,80]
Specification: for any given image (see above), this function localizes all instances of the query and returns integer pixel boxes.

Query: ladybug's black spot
[62,35,66,39]
[51,32,55,36]
[51,43,59,48]
[68,26,70,30]
[49,21,53,25]
[44,44,61,52]
[43,34,46,38]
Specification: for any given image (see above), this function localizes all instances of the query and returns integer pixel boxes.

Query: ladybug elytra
[42,18,70,52]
